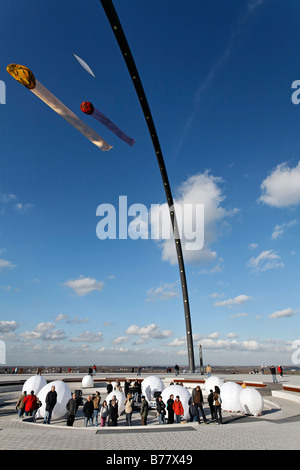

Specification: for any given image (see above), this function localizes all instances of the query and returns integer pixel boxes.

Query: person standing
[156,396,166,424]
[66,393,77,426]
[192,385,207,424]
[124,393,133,426]
[16,391,27,418]
[140,395,149,425]
[83,396,94,427]
[174,364,180,376]
[43,385,57,424]
[108,398,118,426]
[92,391,101,427]
[207,389,215,420]
[173,396,184,423]
[166,394,175,424]
[106,381,113,394]
[206,364,212,378]
[213,386,222,425]
[23,390,37,418]
[270,365,278,383]
[100,400,108,427]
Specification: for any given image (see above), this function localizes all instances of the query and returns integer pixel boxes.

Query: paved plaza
[1,372,300,451]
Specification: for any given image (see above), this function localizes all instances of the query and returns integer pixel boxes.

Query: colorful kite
[73,54,96,78]
[81,101,135,147]
[7,64,112,151]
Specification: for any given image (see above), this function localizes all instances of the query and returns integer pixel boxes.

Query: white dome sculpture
[22,375,47,396]
[141,376,165,403]
[37,380,72,419]
[82,375,94,388]
[161,384,191,421]
[220,381,243,412]
[106,389,126,415]
[239,387,264,416]
[204,376,224,395]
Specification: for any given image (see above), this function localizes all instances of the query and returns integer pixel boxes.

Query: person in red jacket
[173,395,184,423]
[23,390,38,420]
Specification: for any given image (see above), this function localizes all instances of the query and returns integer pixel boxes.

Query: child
[173,395,184,423]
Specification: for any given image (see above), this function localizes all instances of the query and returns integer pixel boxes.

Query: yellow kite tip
[7,64,36,90]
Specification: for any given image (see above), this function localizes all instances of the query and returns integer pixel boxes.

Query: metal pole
[100,0,195,372]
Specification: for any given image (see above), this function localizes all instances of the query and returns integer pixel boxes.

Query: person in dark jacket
[192,385,207,424]
[66,393,77,426]
[106,381,113,394]
[140,395,149,425]
[43,386,57,424]
[207,389,215,420]
[16,391,27,418]
[108,398,118,426]
[166,394,175,424]
[156,396,166,424]
[83,395,94,427]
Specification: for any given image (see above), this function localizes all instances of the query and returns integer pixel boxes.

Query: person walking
[213,386,222,425]
[43,385,57,424]
[92,391,101,427]
[108,398,118,426]
[192,385,207,424]
[140,395,149,425]
[173,395,184,423]
[83,396,94,427]
[166,394,175,424]
[66,393,77,426]
[16,391,27,418]
[207,389,215,420]
[100,400,108,427]
[124,393,133,426]
[156,396,166,424]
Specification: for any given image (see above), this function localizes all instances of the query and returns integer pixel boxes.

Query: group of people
[15,385,57,424]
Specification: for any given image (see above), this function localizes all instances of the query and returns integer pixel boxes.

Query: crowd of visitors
[15,379,223,427]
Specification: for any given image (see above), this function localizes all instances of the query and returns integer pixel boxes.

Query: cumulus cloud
[0,258,16,271]
[149,172,238,265]
[126,323,172,344]
[247,250,284,272]
[64,275,104,296]
[215,294,252,307]
[259,161,300,208]
[269,308,298,319]
[20,322,66,341]
[0,320,19,334]
[69,331,103,343]
[146,282,179,302]
[271,220,297,239]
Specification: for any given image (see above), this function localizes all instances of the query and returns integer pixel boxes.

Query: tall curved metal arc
[100,0,195,372]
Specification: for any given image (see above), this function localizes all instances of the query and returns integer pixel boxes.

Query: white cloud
[248,243,258,250]
[0,258,16,271]
[0,320,19,333]
[259,161,300,207]
[247,250,284,272]
[146,282,179,302]
[69,331,103,343]
[112,336,130,345]
[271,220,297,239]
[0,193,17,203]
[215,294,252,307]
[20,322,66,341]
[14,203,34,214]
[151,172,238,265]
[64,275,104,296]
[126,323,172,343]
[269,308,298,319]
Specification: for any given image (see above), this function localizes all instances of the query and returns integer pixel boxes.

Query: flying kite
[73,54,96,78]
[7,64,112,151]
[81,101,135,147]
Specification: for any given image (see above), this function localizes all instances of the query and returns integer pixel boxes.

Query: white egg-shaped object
[106,389,126,415]
[37,380,72,419]
[22,375,47,396]
[220,381,243,412]
[239,387,264,416]
[204,376,224,395]
[161,384,191,421]
[141,376,165,402]
[82,374,94,388]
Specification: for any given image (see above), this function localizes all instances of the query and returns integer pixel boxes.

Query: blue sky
[0,0,300,367]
